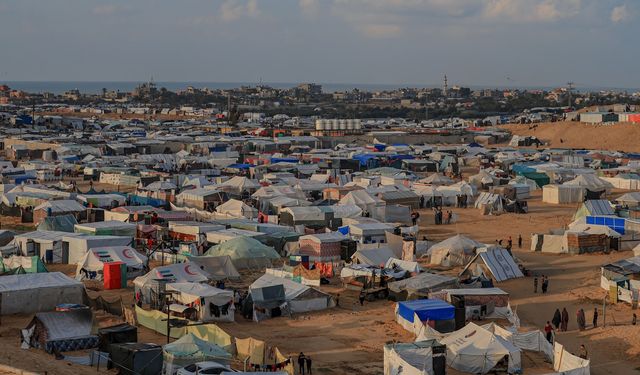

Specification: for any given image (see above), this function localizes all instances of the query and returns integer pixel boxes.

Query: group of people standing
[533,275,550,294]
[433,207,453,225]
[297,352,312,375]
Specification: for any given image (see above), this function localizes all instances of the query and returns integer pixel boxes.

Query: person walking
[544,321,554,343]
[561,308,569,331]
[518,234,523,249]
[306,355,312,375]
[508,236,513,250]
[359,290,366,306]
[633,313,637,326]
[447,210,452,224]
[533,276,538,293]
[552,309,562,330]
[298,352,306,375]
[593,308,598,328]
[577,309,586,331]
[541,275,549,294]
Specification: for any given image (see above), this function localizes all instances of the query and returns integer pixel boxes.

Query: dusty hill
[498,121,640,153]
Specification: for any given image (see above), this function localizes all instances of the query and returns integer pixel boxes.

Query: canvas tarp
[166,282,234,322]
[461,248,524,282]
[0,272,84,315]
[530,234,567,253]
[428,235,483,267]
[185,255,241,280]
[437,322,521,374]
[163,333,232,375]
[383,341,434,375]
[215,199,258,219]
[76,246,147,280]
[542,185,584,204]
[3,255,47,273]
[352,247,396,267]
[204,237,280,269]
[388,272,459,300]
[135,306,234,351]
[250,274,333,313]
[551,342,590,375]
[37,214,78,232]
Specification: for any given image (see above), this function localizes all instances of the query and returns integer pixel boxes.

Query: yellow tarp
[135,306,234,351]
[236,337,266,365]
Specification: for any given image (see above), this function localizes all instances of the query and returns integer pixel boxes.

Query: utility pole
[567,82,575,107]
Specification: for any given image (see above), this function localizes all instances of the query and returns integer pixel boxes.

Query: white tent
[384,341,435,375]
[34,199,85,214]
[542,184,585,204]
[75,246,147,280]
[565,174,612,192]
[215,199,258,219]
[438,322,521,374]
[427,235,483,267]
[166,282,235,322]
[250,274,334,314]
[352,247,396,267]
[134,262,210,304]
[219,176,260,194]
[460,248,524,282]
[339,190,384,217]
[0,272,84,315]
[474,192,504,215]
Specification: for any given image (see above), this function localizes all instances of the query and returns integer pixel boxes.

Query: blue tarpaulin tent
[271,158,298,164]
[397,299,455,323]
[352,154,380,168]
[226,163,253,169]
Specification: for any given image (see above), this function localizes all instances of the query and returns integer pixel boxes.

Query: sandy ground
[2,182,640,373]
[498,121,640,153]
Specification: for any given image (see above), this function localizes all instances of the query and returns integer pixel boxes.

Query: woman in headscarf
[552,309,562,330]
[561,308,569,331]
[577,308,586,331]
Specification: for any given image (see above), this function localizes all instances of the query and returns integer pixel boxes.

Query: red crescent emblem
[184,264,197,276]
[122,249,134,259]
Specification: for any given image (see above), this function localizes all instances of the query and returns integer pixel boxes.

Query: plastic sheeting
[384,342,433,375]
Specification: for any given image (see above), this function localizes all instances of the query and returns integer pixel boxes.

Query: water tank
[331,119,339,130]
[355,119,362,130]
[315,119,325,130]
[339,119,347,130]
[346,119,354,130]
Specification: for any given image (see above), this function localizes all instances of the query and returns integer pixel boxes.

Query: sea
[3,81,636,95]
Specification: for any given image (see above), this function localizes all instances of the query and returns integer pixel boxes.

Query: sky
[0,0,638,88]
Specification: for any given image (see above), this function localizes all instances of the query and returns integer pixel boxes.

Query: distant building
[297,83,322,96]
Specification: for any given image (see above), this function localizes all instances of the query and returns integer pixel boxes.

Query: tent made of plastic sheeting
[22,308,98,354]
[460,248,524,282]
[530,234,568,254]
[185,255,240,280]
[77,193,127,208]
[602,175,640,190]
[75,220,137,237]
[252,185,306,200]
[352,247,396,267]
[268,195,312,211]
[565,174,612,192]
[339,190,384,216]
[385,257,422,274]
[427,234,483,267]
[474,192,504,215]
[0,272,84,315]
[162,333,232,375]
[384,340,444,375]
[250,273,335,314]
[2,255,48,274]
[37,214,78,232]
[396,299,456,335]
[552,342,590,375]
[438,322,522,374]
[206,228,265,245]
[215,199,258,219]
[134,262,210,304]
[63,234,133,265]
[388,272,459,301]
[542,185,585,204]
[204,237,280,269]
[468,170,497,188]
[75,246,147,281]
[219,176,261,193]
[384,204,413,225]
[574,200,615,220]
[509,175,540,191]
[166,283,235,322]
[34,199,85,214]
[327,204,363,219]
[417,174,454,186]
[616,192,640,207]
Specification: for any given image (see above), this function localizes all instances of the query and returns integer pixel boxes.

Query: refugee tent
[474,192,504,215]
[468,170,496,188]
[77,193,126,208]
[352,247,396,267]
[434,288,513,321]
[133,262,210,304]
[573,199,615,220]
[21,308,99,354]
[383,340,445,375]
[14,230,83,264]
[162,333,232,375]
[37,214,78,232]
[0,272,84,315]
[438,322,521,374]
[418,174,454,186]
[0,230,14,247]
[33,199,85,224]
[339,190,384,217]
[427,235,483,267]
[63,234,133,265]
[250,274,334,316]
[565,174,612,196]
[185,255,241,280]
[385,257,422,274]
[388,272,459,301]
[215,199,258,219]
[542,184,585,204]
[75,246,147,281]
[110,343,163,375]
[219,176,261,195]
[616,192,640,207]
[206,228,265,245]
[204,237,280,269]
[396,299,456,335]
[166,283,235,322]
[297,232,345,261]
[75,220,137,237]
[2,255,48,274]
[602,174,640,190]
[460,248,524,282]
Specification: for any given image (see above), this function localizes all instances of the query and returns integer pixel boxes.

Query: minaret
[443,74,448,97]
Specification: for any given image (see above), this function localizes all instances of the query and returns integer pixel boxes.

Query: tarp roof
[462,248,524,282]
[397,299,455,323]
